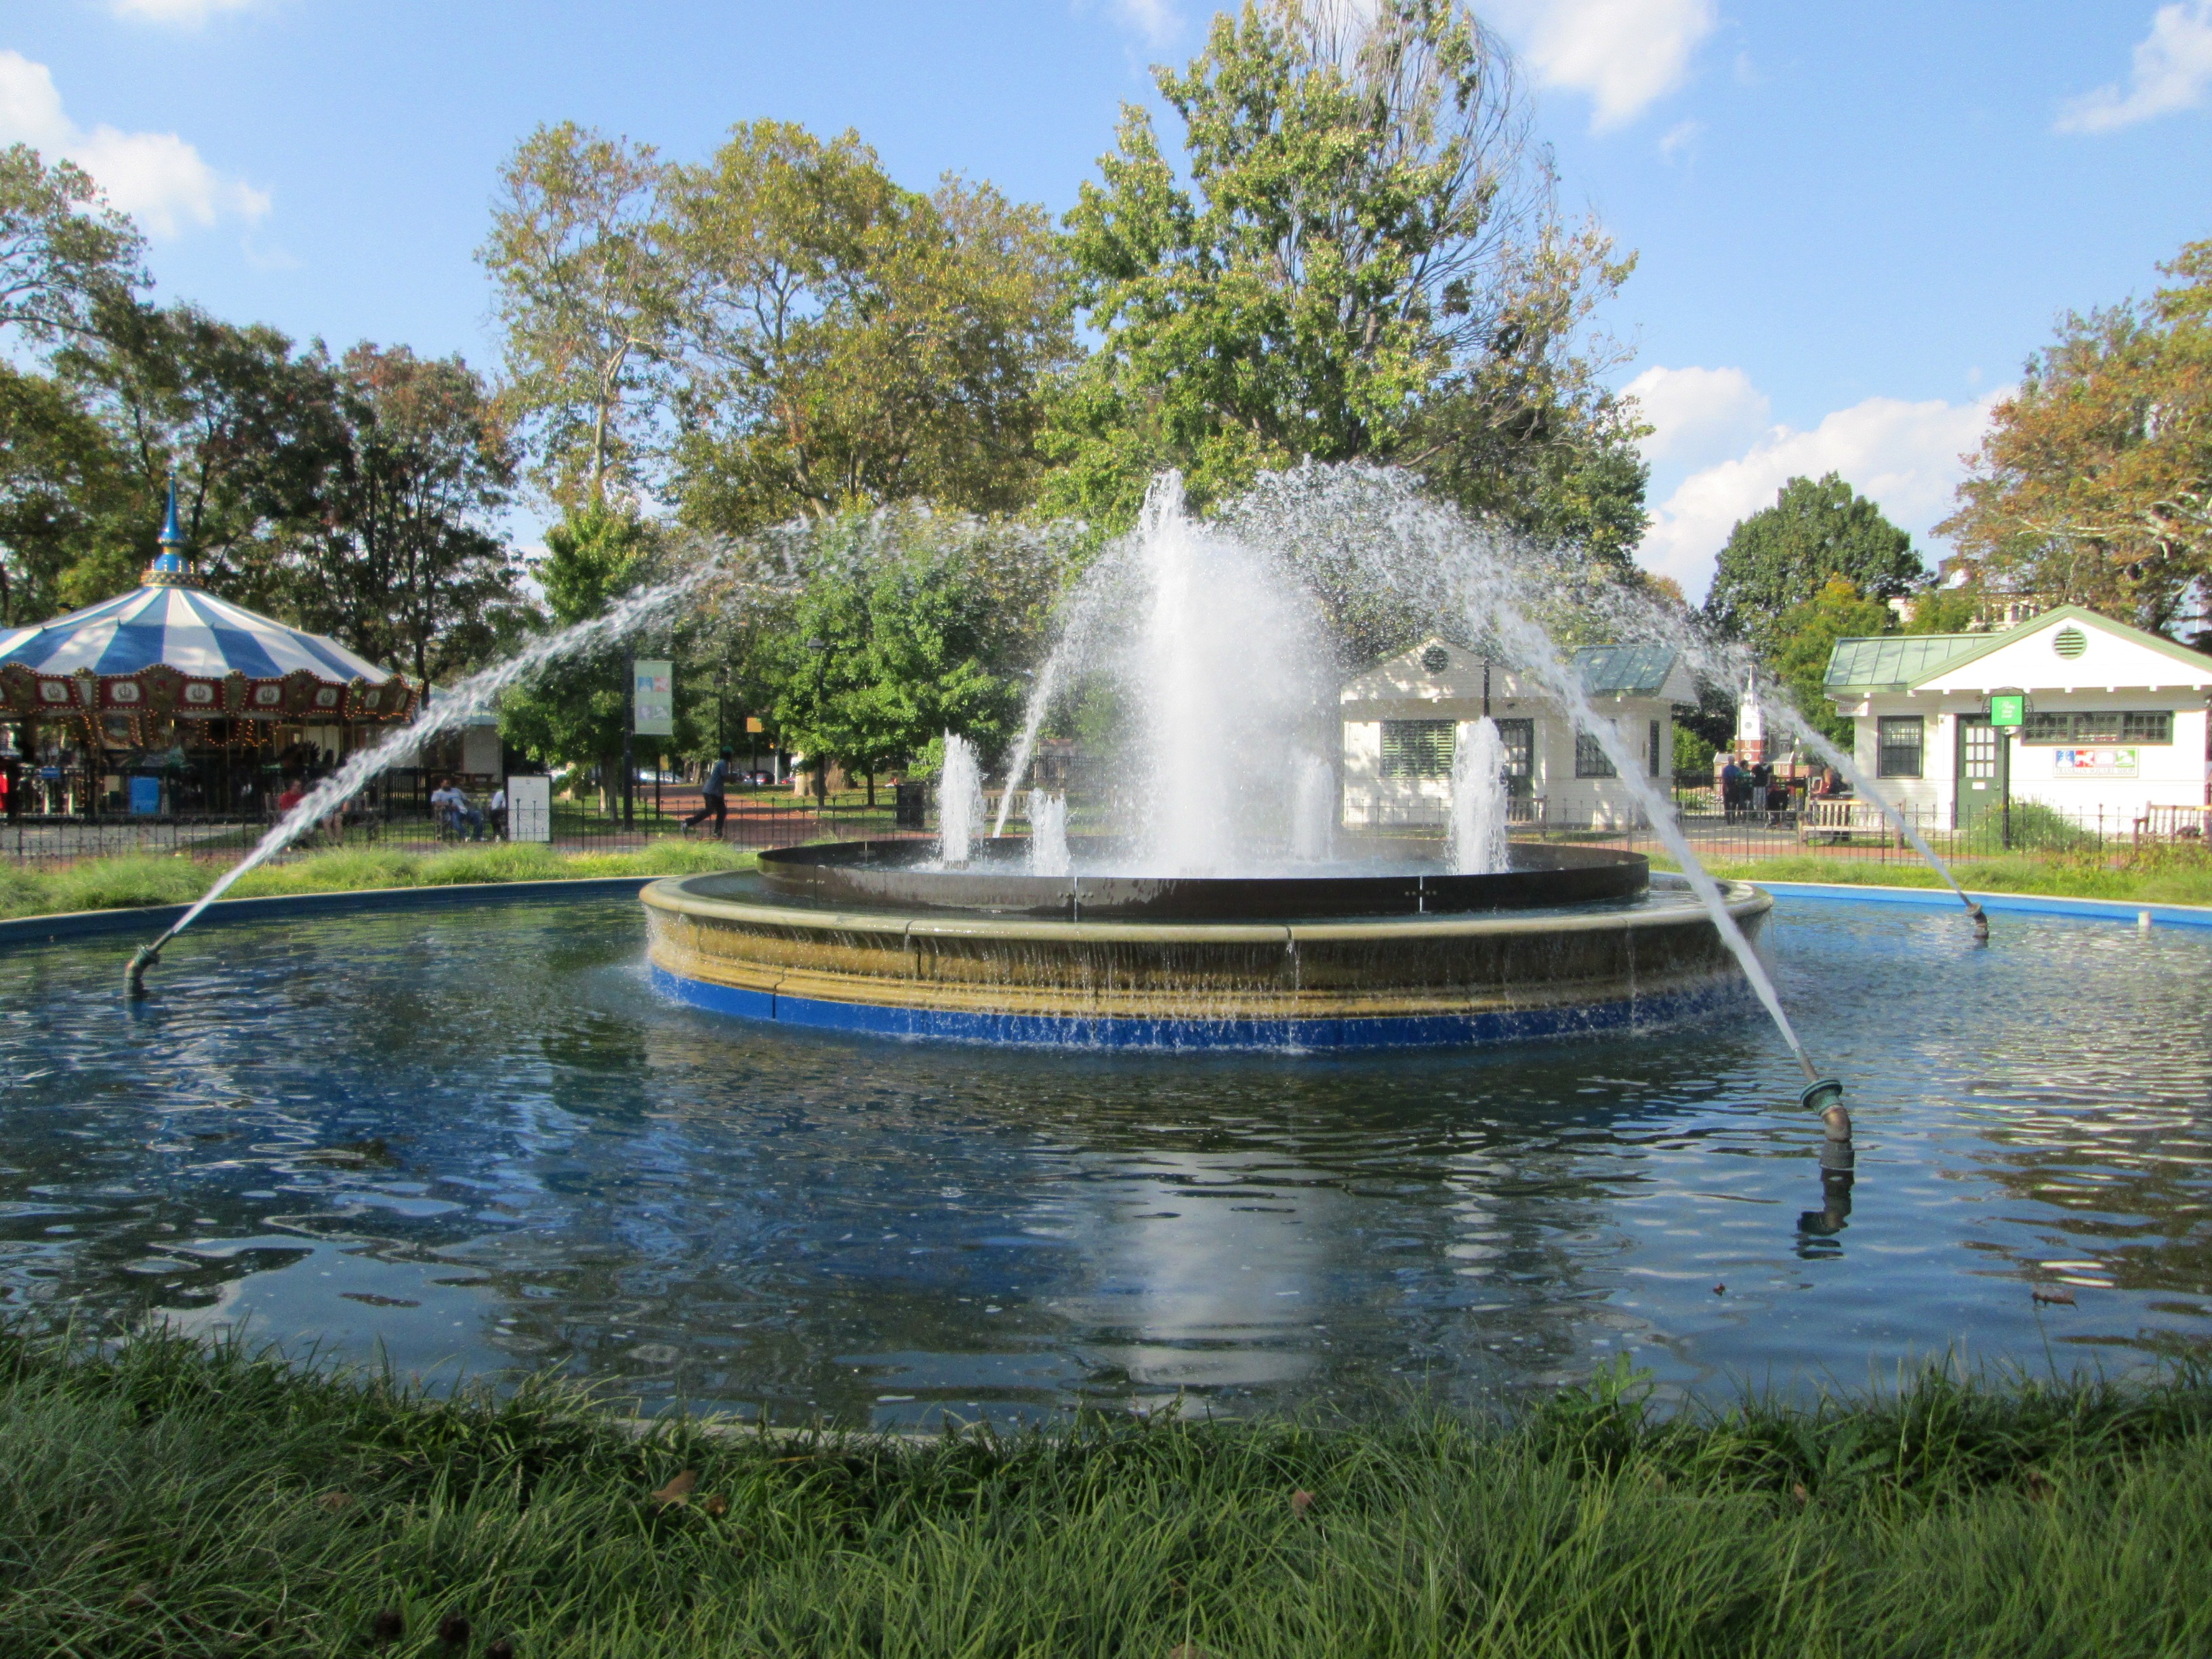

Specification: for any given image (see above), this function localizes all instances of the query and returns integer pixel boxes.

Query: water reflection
[0,895,2206,1423]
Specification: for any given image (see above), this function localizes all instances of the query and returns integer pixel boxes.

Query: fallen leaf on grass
[701,1493,729,1518]
[1790,1483,1809,1507]
[651,1470,698,1506]
[1290,1489,1315,1515]
[318,1489,353,1513]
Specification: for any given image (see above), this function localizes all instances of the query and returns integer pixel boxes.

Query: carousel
[0,489,418,819]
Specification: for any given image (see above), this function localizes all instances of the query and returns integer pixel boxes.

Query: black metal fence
[0,781,907,866]
[3,771,2205,875]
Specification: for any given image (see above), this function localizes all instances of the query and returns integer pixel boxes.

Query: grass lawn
[4,1326,2207,1656]
[0,841,755,923]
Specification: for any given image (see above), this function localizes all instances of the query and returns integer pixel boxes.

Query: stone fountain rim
[642,869,1771,944]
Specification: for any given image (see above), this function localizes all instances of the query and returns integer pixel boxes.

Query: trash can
[895,780,927,830]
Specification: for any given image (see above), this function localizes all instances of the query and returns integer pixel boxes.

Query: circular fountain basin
[642,840,1772,1050]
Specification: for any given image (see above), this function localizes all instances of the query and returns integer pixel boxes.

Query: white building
[1339,638,1696,830]
[1822,605,2212,831]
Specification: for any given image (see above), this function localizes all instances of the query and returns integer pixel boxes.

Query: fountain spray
[121,540,804,996]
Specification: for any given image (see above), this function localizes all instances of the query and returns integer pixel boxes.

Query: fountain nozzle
[125,943,161,998]
[1800,1076,1845,1112]
[1967,901,1988,942]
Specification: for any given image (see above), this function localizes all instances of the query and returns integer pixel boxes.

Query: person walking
[684,750,733,839]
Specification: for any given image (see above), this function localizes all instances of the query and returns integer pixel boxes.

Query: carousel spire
[146,476,197,586]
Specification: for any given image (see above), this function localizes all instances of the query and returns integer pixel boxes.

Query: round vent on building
[1420,644,1450,674]
[2051,625,2087,660]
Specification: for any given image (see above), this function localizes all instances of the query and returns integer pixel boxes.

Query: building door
[1954,715,2008,830]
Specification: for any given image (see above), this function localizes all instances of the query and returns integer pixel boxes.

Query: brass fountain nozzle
[1799,1076,1845,1112]
[1967,901,1989,942]
[125,943,161,998]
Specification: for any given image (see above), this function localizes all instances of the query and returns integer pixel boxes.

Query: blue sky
[5,0,2209,597]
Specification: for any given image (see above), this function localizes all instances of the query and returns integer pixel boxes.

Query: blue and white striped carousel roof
[0,582,400,684]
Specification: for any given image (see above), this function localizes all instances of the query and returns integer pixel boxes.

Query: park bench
[1797,797,1895,846]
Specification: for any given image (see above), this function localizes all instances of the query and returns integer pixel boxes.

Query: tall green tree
[290,344,527,686]
[0,144,145,347]
[1044,0,1644,562]
[1768,575,1894,747]
[1940,238,2212,632]
[661,121,1073,533]
[53,301,349,611]
[0,363,137,625]
[480,125,670,510]
[497,508,657,806]
[766,516,1044,798]
[1703,472,1923,653]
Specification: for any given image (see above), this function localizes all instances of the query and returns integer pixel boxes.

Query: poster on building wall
[632,659,675,736]
[2053,747,2137,777]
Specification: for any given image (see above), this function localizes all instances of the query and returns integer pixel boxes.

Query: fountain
[644,476,1799,1059]
[1446,717,1510,876]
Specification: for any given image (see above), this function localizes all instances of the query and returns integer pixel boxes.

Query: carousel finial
[147,476,195,585]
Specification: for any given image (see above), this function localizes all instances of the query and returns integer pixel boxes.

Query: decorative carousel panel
[178,679,226,716]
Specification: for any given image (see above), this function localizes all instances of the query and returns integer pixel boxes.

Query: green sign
[1989,694,2025,729]
[632,659,675,737]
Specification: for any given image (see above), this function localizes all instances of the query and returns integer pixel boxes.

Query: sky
[5,0,2209,599]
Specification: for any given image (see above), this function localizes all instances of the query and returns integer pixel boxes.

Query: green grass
[3,1326,2208,1657]
[0,841,753,922]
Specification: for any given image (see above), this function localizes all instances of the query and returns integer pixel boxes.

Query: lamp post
[621,651,635,830]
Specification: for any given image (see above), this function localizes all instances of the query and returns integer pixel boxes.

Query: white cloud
[1118,0,1182,45]
[1634,382,2005,600]
[110,0,262,22]
[0,50,268,237]
[1492,0,1717,131]
[2057,1,2212,133]
[1622,365,1769,468]
[1656,118,1702,161]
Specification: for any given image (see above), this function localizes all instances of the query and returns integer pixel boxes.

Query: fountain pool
[5,890,2209,1424]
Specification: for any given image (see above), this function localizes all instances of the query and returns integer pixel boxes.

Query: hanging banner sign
[2053,747,2137,777]
[1989,693,2025,728]
[632,659,675,736]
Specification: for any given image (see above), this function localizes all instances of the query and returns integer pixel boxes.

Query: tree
[497,508,657,807]
[290,344,527,686]
[0,144,145,348]
[1768,575,1892,747]
[1044,0,1644,559]
[480,125,670,510]
[1703,473,1923,653]
[1940,238,2212,633]
[54,300,348,610]
[660,121,1073,533]
[0,362,138,625]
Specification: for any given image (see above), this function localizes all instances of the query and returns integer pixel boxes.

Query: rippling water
[1,894,2207,1424]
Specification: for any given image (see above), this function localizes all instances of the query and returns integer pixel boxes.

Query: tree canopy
[1044,0,1645,568]
[1940,237,2212,634]
[1703,472,1924,653]
[662,122,1074,533]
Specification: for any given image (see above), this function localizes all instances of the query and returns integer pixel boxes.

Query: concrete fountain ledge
[642,867,1774,1050]
[0,875,663,947]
